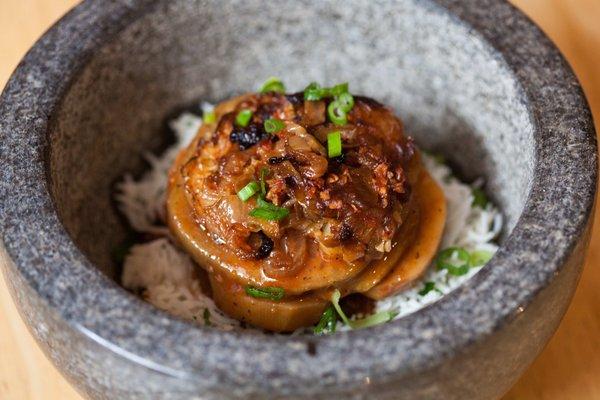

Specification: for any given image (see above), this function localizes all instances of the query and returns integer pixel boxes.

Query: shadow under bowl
[0,0,596,399]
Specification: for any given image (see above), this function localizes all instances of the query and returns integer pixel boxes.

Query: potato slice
[209,273,328,332]
[365,170,446,299]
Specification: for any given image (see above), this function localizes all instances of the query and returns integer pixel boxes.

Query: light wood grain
[0,1,598,399]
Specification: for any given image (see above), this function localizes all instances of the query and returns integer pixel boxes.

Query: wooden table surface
[1,1,599,399]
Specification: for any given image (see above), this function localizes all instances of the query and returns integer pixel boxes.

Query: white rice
[116,105,502,331]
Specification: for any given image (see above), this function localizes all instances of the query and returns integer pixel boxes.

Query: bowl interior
[49,1,533,287]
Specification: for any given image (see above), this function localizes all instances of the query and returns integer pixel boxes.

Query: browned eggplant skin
[166,90,446,331]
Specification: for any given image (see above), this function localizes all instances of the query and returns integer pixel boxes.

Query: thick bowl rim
[0,0,596,393]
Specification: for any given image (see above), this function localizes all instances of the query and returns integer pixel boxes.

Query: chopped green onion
[203,111,216,124]
[203,309,211,326]
[328,101,348,125]
[418,281,442,296]
[349,310,399,329]
[259,167,269,197]
[469,250,493,267]
[249,197,289,221]
[436,247,471,276]
[304,82,325,101]
[237,181,260,202]
[235,109,253,127]
[327,131,343,158]
[264,118,285,134]
[336,92,354,113]
[329,82,349,97]
[330,289,397,330]
[314,305,337,334]
[245,285,285,301]
[260,77,286,94]
[304,82,350,101]
[330,289,351,326]
[471,187,488,208]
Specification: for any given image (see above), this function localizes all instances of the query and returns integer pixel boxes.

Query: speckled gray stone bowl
[0,0,597,399]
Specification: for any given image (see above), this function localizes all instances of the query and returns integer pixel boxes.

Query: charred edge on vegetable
[254,231,274,259]
[230,124,268,150]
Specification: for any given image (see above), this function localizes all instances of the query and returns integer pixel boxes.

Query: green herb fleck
[237,181,260,202]
[203,110,216,124]
[327,131,342,158]
[329,289,397,330]
[418,281,442,296]
[264,118,285,134]
[327,100,348,125]
[469,250,493,267]
[471,187,488,208]
[249,197,289,221]
[436,247,471,276]
[314,305,337,334]
[259,167,269,197]
[245,285,285,301]
[260,77,286,94]
[235,109,253,127]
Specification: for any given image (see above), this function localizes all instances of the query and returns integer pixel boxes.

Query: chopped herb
[203,309,211,326]
[314,305,337,334]
[303,81,350,101]
[235,109,253,127]
[245,285,285,301]
[329,289,397,330]
[471,187,488,208]
[418,281,442,296]
[203,110,216,124]
[303,82,326,101]
[327,131,343,158]
[259,167,269,197]
[336,92,354,113]
[327,101,348,125]
[264,118,285,134]
[260,77,286,94]
[349,309,399,329]
[436,247,471,276]
[329,82,349,97]
[330,289,351,325]
[249,197,289,221]
[469,250,493,267]
[237,181,260,202]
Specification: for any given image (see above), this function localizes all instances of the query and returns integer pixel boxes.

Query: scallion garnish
[264,118,285,134]
[336,92,355,113]
[349,309,399,329]
[469,249,493,267]
[260,77,286,94]
[303,82,325,101]
[329,82,349,97]
[327,101,348,125]
[245,285,285,301]
[203,111,216,124]
[329,289,398,330]
[327,131,343,158]
[259,167,269,197]
[237,181,260,202]
[235,109,253,127]
[471,187,488,208]
[203,308,211,326]
[314,305,337,334]
[436,247,471,276]
[249,197,289,221]
[418,281,442,296]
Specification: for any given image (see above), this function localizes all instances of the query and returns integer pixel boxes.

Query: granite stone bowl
[0,1,597,399]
